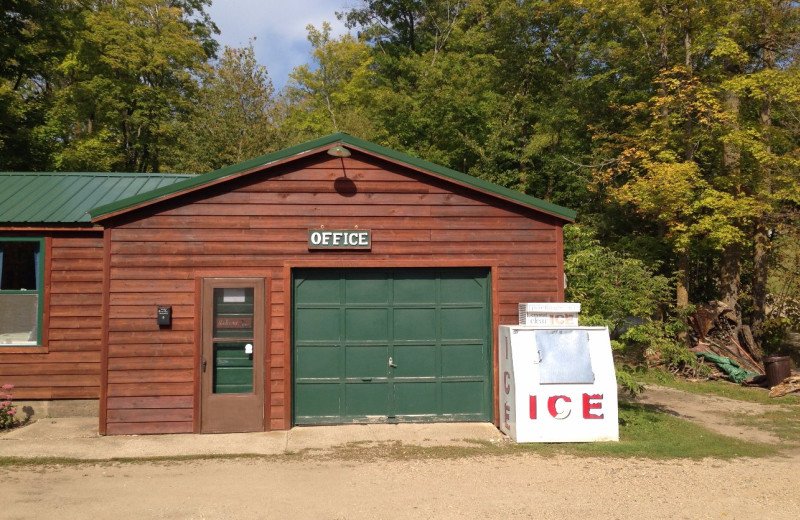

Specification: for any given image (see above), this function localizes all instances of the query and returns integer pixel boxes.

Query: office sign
[308,230,371,250]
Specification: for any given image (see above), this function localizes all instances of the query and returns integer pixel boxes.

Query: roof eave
[340,140,577,223]
[89,135,348,222]
[89,133,576,223]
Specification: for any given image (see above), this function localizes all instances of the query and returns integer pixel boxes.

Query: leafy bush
[564,225,672,338]
[564,225,696,386]
[0,384,19,430]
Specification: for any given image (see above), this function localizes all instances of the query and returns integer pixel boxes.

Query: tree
[0,0,78,170]
[168,41,279,172]
[15,0,217,172]
[589,0,800,346]
[282,22,376,141]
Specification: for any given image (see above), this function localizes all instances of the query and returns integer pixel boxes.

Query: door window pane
[213,342,254,394]
[213,288,254,338]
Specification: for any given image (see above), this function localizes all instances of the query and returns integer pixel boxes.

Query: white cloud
[206,0,355,90]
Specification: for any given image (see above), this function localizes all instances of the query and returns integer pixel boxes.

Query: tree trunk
[720,242,741,314]
[720,82,742,327]
[677,250,690,309]
[752,219,769,339]
[752,8,776,342]
[677,250,690,342]
[683,17,694,162]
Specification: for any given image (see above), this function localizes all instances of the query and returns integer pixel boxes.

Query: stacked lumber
[689,301,764,376]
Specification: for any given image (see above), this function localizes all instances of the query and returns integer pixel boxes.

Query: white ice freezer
[498,325,619,442]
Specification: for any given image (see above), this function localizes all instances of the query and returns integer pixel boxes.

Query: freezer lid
[535,329,595,384]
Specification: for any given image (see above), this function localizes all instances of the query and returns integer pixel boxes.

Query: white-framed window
[0,238,44,346]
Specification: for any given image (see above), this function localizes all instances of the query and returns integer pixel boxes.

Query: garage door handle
[389,357,397,368]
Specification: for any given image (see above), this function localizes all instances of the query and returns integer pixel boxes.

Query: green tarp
[695,352,761,383]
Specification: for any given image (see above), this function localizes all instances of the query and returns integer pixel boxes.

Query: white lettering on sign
[308,230,371,250]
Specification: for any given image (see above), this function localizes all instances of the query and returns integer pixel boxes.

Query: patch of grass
[314,402,778,461]
[0,453,275,468]
[564,401,777,458]
[727,409,800,444]
[636,369,800,406]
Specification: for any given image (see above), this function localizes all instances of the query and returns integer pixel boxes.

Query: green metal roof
[88,133,576,222]
[0,172,194,224]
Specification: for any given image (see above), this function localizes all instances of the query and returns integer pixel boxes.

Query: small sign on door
[215,317,253,329]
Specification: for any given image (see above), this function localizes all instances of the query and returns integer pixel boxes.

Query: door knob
[389,357,397,368]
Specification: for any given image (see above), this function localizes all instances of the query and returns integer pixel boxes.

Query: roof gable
[88,134,576,222]
[0,172,193,224]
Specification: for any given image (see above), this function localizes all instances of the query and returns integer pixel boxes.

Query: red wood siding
[0,233,104,399]
[103,152,566,434]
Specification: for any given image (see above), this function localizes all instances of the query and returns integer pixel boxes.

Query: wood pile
[688,301,765,376]
[768,376,800,398]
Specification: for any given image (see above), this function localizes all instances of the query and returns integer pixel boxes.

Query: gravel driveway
[3,384,799,520]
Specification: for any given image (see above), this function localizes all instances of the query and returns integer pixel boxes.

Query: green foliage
[614,367,645,398]
[0,0,217,172]
[764,230,800,352]
[168,41,278,173]
[565,225,672,336]
[620,319,706,374]
[565,224,698,373]
[282,23,377,142]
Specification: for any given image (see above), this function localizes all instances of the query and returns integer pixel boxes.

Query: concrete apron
[0,419,506,460]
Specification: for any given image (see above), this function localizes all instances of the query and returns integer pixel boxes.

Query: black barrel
[764,356,791,388]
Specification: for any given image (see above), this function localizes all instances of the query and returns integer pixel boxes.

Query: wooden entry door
[201,278,265,433]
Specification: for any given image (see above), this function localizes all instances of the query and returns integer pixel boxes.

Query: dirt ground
[3,385,800,520]
[632,384,789,444]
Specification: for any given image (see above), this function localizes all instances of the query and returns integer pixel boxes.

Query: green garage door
[293,268,492,425]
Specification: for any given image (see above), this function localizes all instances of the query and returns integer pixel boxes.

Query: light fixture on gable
[327,145,351,158]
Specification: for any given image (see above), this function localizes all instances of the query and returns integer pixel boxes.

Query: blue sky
[206,1,354,90]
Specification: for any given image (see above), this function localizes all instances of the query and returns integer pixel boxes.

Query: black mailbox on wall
[157,306,172,326]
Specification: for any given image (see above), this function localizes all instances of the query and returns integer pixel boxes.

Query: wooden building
[1,134,575,435]
[0,173,190,410]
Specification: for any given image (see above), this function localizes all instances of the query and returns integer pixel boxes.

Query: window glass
[0,240,42,346]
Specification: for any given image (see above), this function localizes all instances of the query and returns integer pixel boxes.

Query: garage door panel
[345,308,388,341]
[345,274,389,304]
[295,346,340,379]
[294,275,340,303]
[393,307,436,340]
[294,383,340,419]
[345,345,389,378]
[441,307,486,340]
[393,275,436,304]
[440,272,486,303]
[393,344,436,377]
[295,308,339,341]
[394,382,437,415]
[441,343,487,377]
[442,381,485,415]
[346,382,389,416]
